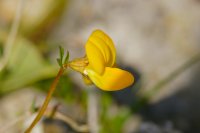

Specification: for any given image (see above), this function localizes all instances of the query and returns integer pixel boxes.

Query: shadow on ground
[139,63,200,133]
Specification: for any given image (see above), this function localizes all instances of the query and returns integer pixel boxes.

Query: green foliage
[59,46,64,63]
[57,46,70,67]
[100,93,131,133]
[0,37,57,94]
[34,74,87,106]
[56,58,62,68]
[64,50,70,64]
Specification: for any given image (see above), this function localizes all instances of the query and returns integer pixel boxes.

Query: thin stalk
[1,105,89,133]
[0,0,24,71]
[133,54,200,111]
[24,66,66,133]
[143,54,200,100]
[87,88,99,133]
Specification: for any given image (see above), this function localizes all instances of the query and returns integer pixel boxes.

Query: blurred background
[0,0,200,133]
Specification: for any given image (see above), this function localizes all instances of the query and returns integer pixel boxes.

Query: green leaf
[59,46,64,63]
[0,37,57,94]
[64,50,70,64]
[56,58,62,67]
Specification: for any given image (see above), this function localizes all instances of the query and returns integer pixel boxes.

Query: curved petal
[89,36,112,66]
[85,41,105,75]
[85,67,134,91]
[82,75,93,85]
[90,30,116,67]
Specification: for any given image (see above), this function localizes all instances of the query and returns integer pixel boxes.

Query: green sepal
[57,58,62,67]
[57,46,70,67]
[59,46,64,63]
[64,50,70,64]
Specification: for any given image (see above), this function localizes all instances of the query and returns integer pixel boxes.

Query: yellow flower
[69,29,134,91]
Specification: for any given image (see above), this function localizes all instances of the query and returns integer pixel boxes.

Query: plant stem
[143,54,200,100]
[1,105,89,133]
[0,0,24,71]
[24,67,66,133]
[133,54,200,111]
[87,88,99,133]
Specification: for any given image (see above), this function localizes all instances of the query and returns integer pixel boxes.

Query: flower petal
[85,67,134,91]
[90,30,116,67]
[89,36,112,66]
[82,75,93,85]
[85,41,105,74]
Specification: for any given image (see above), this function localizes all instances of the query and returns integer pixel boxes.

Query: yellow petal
[85,41,105,74]
[89,35,112,66]
[85,67,134,91]
[82,75,93,85]
[90,30,116,67]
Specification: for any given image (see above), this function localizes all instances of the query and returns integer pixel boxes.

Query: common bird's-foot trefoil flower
[69,29,134,91]
[24,30,134,133]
